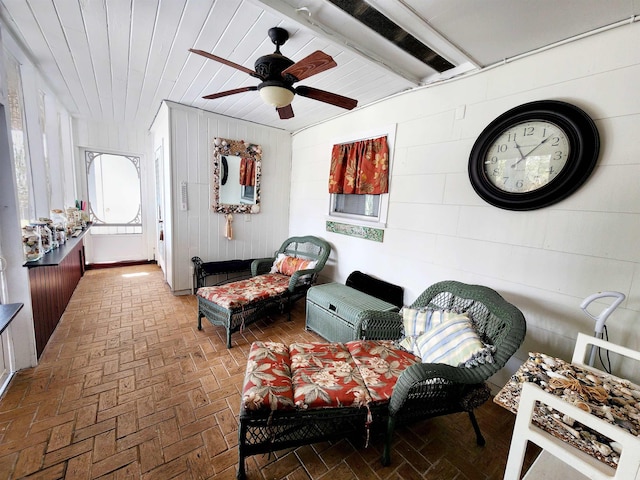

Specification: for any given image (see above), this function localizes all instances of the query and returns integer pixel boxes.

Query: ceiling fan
[189,27,358,119]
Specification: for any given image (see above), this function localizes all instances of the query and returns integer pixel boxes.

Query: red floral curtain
[328,136,389,194]
[239,157,255,186]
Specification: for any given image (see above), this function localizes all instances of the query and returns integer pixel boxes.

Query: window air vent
[326,0,454,72]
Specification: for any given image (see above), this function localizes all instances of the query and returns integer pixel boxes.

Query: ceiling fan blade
[281,51,337,82]
[189,48,258,77]
[295,86,358,110]
[202,86,257,100]
[277,104,294,119]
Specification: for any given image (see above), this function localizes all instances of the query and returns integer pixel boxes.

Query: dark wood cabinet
[26,231,88,358]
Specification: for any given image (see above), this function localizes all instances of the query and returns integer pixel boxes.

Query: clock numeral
[507,132,517,142]
[515,180,524,188]
[523,126,535,136]
[496,144,508,153]
[552,151,563,161]
[551,137,560,147]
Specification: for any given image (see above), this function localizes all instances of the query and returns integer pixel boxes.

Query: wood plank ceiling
[0,0,638,133]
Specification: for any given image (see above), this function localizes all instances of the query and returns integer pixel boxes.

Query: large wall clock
[468,100,599,210]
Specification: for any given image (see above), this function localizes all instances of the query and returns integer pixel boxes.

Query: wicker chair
[250,235,331,304]
[196,236,331,348]
[361,280,527,465]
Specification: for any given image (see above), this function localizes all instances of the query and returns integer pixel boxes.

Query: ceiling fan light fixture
[259,85,295,107]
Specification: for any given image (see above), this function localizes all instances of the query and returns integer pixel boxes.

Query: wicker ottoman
[306,282,399,342]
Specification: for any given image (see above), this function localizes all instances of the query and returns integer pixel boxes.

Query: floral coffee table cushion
[346,340,420,403]
[289,342,372,409]
[242,342,294,411]
[241,341,420,412]
[197,273,291,309]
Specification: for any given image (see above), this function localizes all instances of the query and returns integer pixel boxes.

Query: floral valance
[328,135,389,194]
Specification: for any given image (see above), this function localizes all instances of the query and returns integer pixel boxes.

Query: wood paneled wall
[29,240,84,357]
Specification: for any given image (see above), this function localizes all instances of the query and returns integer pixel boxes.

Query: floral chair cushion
[197,273,291,309]
[346,340,420,403]
[289,342,371,409]
[242,342,294,411]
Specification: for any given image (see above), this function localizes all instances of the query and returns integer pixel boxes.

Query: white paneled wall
[72,119,155,264]
[289,21,640,382]
[159,102,292,294]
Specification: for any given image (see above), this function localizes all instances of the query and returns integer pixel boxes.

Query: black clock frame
[468,100,599,210]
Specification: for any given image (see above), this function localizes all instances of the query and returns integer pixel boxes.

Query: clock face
[484,120,571,193]
[468,100,599,211]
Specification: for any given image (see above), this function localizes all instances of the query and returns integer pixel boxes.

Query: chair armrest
[191,256,204,290]
[251,258,274,276]
[389,362,485,415]
[359,310,402,340]
[288,268,317,291]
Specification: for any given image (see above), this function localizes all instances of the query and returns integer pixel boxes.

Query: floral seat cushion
[196,273,291,309]
[346,340,420,403]
[289,342,371,409]
[242,342,294,411]
[241,340,419,412]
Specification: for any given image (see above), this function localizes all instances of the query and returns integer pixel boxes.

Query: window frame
[84,149,143,235]
[327,124,396,228]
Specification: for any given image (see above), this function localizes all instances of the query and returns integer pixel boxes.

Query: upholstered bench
[238,339,420,479]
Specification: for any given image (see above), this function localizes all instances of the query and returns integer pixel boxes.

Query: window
[332,193,380,218]
[6,53,34,226]
[85,151,142,234]
[328,125,396,226]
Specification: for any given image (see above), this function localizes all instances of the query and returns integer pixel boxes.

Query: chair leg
[237,421,247,480]
[468,410,486,446]
[381,415,396,466]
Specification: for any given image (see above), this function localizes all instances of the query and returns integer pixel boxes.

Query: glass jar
[22,225,43,262]
[36,223,53,253]
[55,225,66,245]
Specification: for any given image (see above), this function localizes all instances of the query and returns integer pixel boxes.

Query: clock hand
[511,140,527,168]
[523,134,555,158]
[511,135,555,168]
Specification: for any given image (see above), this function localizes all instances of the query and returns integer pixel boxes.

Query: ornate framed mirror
[211,137,262,213]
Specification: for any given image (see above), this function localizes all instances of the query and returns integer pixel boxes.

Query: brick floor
[0,264,537,479]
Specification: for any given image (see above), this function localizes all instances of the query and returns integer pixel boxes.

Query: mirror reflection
[211,138,262,213]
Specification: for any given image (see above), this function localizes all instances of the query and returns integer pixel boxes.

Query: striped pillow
[398,308,444,353]
[415,312,494,367]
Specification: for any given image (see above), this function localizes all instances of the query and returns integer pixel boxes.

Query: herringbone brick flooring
[0,264,534,479]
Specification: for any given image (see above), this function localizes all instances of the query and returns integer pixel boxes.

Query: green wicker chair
[362,280,527,466]
[251,235,332,303]
[196,236,331,348]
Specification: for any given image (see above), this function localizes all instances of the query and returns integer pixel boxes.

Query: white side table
[498,334,640,480]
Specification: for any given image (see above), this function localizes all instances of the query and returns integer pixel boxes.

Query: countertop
[23,226,90,268]
[0,303,23,335]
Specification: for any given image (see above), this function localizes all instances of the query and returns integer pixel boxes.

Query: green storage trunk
[306,282,398,342]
